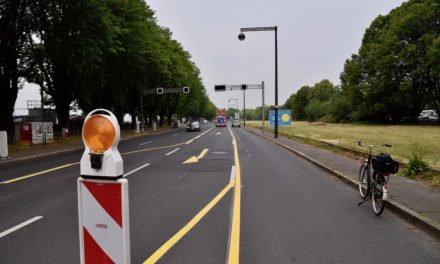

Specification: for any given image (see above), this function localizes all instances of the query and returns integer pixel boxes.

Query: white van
[418,109,439,121]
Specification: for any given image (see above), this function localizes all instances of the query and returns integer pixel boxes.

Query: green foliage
[1,0,216,130]
[328,93,352,123]
[285,80,340,121]
[291,86,311,120]
[340,0,440,122]
[404,142,429,177]
[305,100,327,121]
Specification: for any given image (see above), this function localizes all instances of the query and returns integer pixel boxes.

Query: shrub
[404,142,429,177]
[305,100,327,121]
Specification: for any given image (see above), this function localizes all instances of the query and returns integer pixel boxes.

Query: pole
[274,26,278,138]
[243,89,246,127]
[262,81,265,130]
[140,87,144,133]
[235,100,238,119]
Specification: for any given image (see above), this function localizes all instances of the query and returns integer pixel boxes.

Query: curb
[245,127,440,239]
[0,127,180,168]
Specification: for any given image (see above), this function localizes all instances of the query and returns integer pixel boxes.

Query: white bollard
[0,131,8,159]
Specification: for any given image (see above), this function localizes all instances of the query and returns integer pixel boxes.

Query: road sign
[269,110,292,127]
[215,85,226,91]
[78,178,130,264]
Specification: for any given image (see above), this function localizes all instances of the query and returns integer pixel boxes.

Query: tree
[340,0,440,122]
[290,86,312,120]
[0,0,34,137]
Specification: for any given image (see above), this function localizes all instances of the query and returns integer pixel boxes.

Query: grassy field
[246,120,440,175]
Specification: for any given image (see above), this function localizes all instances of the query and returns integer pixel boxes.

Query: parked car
[186,120,201,131]
[231,119,241,127]
[418,109,439,122]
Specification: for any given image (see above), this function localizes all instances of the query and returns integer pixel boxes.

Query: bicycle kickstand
[358,198,369,206]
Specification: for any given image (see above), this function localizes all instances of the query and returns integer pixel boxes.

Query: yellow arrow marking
[1,127,216,184]
[183,148,209,164]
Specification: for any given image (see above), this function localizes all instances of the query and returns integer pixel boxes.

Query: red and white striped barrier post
[78,109,130,264]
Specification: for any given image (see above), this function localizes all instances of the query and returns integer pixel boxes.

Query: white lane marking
[0,216,43,238]
[213,151,228,155]
[215,132,221,135]
[139,141,152,146]
[166,148,180,156]
[124,163,150,177]
[230,166,236,183]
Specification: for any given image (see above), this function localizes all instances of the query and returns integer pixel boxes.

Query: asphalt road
[0,124,439,263]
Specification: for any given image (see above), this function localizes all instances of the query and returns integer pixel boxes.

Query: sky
[15,0,406,115]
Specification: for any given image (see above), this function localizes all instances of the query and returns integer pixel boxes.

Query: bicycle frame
[357,141,392,215]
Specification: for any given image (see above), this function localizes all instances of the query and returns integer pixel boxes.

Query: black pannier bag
[372,153,399,174]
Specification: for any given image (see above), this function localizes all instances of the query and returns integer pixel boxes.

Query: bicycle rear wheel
[372,171,387,216]
[358,165,369,199]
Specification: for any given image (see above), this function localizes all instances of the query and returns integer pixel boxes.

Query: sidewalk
[0,127,177,166]
[246,127,440,238]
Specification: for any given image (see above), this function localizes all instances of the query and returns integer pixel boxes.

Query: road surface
[0,124,439,263]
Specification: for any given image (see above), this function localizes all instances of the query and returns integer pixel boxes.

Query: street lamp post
[238,26,278,138]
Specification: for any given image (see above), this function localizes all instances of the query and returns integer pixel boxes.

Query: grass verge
[246,121,440,188]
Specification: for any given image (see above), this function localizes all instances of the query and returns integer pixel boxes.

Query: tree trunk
[0,0,19,141]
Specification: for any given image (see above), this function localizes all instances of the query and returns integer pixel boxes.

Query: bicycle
[357,140,399,216]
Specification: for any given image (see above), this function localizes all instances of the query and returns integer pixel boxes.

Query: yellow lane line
[143,182,234,264]
[121,143,184,155]
[1,127,215,184]
[0,162,80,184]
[123,127,214,156]
[182,148,209,164]
[227,125,241,264]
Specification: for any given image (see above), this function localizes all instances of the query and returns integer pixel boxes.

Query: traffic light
[241,84,247,90]
[183,86,190,94]
[215,85,226,91]
[157,87,164,95]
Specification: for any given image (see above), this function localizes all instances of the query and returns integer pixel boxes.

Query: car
[231,119,241,127]
[418,109,439,122]
[186,120,201,131]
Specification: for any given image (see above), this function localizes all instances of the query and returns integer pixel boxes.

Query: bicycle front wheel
[372,172,387,216]
[358,165,369,199]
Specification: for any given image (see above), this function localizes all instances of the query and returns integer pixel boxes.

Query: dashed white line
[0,216,43,238]
[166,148,180,156]
[139,141,152,146]
[124,163,150,177]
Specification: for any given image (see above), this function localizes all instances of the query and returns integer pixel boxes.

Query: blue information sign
[269,110,292,127]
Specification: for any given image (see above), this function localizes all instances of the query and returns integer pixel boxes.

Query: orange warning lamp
[80,109,123,178]
[83,115,116,153]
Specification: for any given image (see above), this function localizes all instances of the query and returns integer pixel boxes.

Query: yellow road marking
[0,162,80,184]
[121,143,183,155]
[122,127,214,155]
[1,127,215,184]
[143,182,234,264]
[182,148,209,164]
[227,125,241,264]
